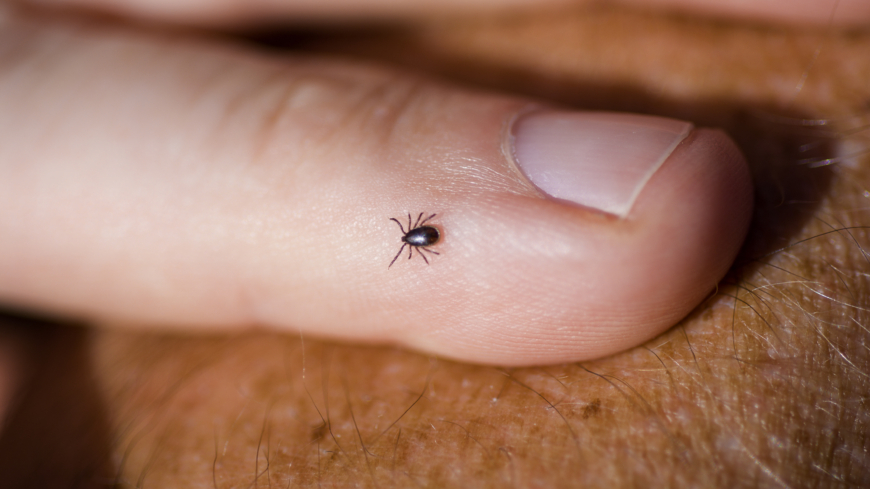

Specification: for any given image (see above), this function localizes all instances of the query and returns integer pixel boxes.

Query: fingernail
[509,110,693,217]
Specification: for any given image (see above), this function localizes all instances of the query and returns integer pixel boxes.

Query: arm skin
[1,5,869,488]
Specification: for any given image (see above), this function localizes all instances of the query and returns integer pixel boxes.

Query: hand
[1,0,868,487]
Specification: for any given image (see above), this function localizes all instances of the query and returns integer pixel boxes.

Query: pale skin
[1,0,870,487]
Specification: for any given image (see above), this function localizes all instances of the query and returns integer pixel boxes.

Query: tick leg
[420,247,440,256]
[412,212,424,229]
[389,243,407,268]
[416,247,430,265]
[408,243,413,260]
[407,213,412,232]
[390,218,406,234]
[419,213,437,226]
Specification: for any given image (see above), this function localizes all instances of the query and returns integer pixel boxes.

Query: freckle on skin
[583,399,601,419]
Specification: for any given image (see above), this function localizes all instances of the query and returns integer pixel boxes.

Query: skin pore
[1,2,869,488]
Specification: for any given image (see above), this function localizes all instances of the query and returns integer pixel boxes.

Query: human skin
[0,7,752,365]
[1,3,870,489]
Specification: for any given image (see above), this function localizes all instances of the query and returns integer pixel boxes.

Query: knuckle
[251,63,432,163]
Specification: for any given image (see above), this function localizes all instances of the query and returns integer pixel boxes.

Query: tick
[389,212,441,268]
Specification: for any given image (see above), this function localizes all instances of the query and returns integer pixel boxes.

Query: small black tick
[389,212,441,268]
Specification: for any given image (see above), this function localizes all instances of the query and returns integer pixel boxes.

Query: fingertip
[412,118,753,366]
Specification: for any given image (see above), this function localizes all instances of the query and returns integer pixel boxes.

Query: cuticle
[501,103,548,195]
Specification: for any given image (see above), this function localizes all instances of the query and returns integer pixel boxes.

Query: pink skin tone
[0,18,749,364]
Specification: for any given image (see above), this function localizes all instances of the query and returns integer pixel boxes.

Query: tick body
[389,213,441,268]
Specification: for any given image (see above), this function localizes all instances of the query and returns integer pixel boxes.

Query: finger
[17,0,581,25]
[0,8,752,365]
[16,0,870,27]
